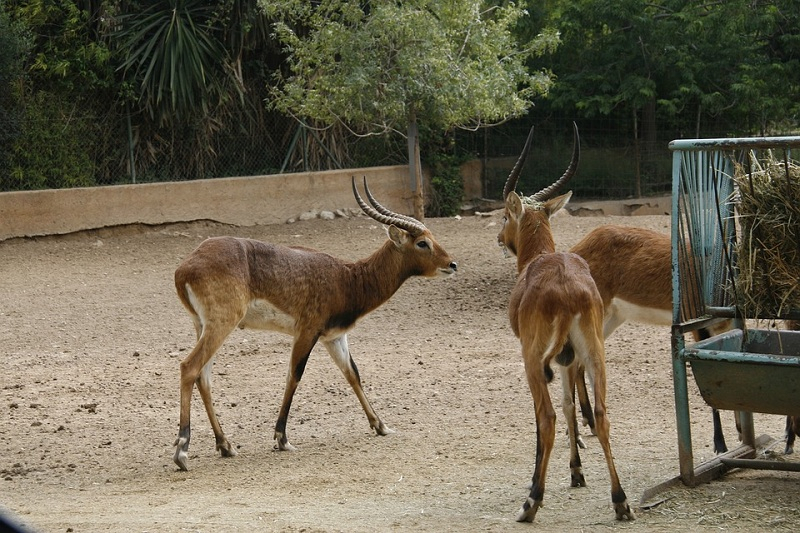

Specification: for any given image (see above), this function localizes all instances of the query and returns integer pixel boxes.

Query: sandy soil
[1,210,797,532]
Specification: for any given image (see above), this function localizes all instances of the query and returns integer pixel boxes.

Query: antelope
[500,124,634,522]
[568,226,732,450]
[497,151,733,453]
[171,177,457,471]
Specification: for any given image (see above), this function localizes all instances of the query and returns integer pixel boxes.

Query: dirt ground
[2,209,798,532]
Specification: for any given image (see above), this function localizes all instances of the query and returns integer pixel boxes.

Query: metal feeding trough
[688,329,800,416]
[642,135,800,503]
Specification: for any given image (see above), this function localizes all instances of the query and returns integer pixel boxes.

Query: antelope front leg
[323,335,393,437]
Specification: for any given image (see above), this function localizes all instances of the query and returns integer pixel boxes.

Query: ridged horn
[362,176,422,227]
[529,122,580,203]
[352,176,426,236]
[503,126,535,200]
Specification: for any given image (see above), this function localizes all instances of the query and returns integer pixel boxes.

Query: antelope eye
[416,240,430,249]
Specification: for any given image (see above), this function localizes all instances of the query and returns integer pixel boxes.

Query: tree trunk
[407,112,425,220]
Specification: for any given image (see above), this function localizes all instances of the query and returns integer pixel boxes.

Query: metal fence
[456,120,674,201]
[0,107,326,191]
[0,103,695,201]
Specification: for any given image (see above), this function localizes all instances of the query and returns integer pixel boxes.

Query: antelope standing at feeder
[171,177,457,471]
[498,184,733,452]
[565,226,732,450]
[499,125,634,522]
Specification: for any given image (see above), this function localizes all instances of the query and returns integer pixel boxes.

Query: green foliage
[425,137,470,217]
[115,1,233,125]
[111,1,290,182]
[2,0,120,190]
[267,0,558,133]
[266,0,558,216]
[4,0,799,195]
[4,91,95,190]
[429,170,464,217]
[525,0,800,136]
[7,0,116,96]
[0,1,31,177]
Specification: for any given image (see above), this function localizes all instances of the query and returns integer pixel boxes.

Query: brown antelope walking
[171,177,457,471]
[499,124,634,522]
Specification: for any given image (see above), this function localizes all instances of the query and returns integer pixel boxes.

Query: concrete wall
[0,166,413,241]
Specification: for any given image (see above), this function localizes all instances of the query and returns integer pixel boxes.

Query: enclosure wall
[0,166,411,241]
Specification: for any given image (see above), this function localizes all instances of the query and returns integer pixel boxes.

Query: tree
[2,0,119,190]
[113,0,280,180]
[265,0,559,218]
[527,0,800,134]
[521,0,800,196]
[0,1,30,181]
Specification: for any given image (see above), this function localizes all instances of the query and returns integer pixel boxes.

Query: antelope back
[570,225,672,310]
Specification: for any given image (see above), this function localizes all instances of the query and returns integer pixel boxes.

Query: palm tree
[114,0,278,179]
[116,0,232,126]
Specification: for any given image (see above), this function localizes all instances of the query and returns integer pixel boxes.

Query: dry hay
[733,153,800,319]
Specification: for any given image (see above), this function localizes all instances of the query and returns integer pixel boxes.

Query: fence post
[126,109,136,184]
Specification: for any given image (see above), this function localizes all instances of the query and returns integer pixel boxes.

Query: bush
[4,91,96,191]
[426,151,469,217]
[0,4,29,181]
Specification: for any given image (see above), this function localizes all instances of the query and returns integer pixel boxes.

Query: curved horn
[352,177,426,236]
[529,122,580,203]
[362,176,423,227]
[503,126,535,200]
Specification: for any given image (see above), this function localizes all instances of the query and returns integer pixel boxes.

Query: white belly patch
[239,299,296,334]
[610,298,672,326]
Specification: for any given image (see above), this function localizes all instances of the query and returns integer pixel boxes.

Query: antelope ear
[387,224,411,246]
[506,191,525,220]
[544,191,573,219]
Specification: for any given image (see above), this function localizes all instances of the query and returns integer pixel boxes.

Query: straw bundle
[733,153,800,319]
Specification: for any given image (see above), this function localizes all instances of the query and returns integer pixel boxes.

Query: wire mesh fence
[455,117,677,202]
[0,101,693,202]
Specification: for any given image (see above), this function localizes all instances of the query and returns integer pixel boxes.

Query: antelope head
[497,123,580,260]
[352,177,457,277]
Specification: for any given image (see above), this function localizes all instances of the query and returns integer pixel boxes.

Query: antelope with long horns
[499,125,634,522]
[496,133,733,455]
[171,177,457,471]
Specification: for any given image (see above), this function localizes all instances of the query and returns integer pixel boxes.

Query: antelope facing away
[171,177,457,471]
[497,161,733,453]
[499,125,634,522]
